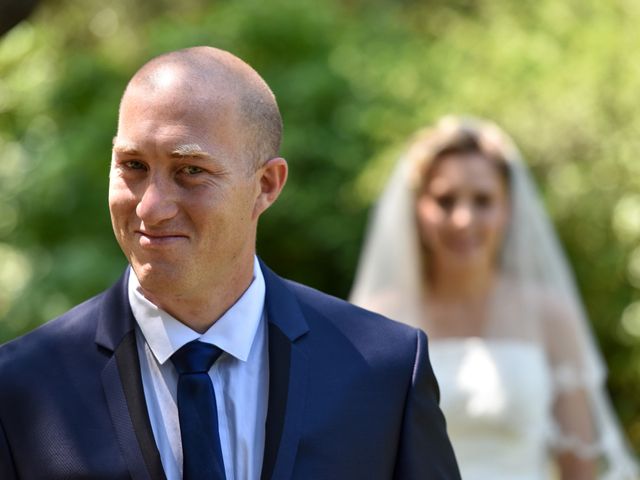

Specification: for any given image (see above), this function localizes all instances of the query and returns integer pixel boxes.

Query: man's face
[109,79,261,298]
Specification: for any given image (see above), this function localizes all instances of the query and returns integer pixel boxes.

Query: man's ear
[252,157,288,219]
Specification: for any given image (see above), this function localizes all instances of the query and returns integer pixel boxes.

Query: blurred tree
[0,0,40,36]
[1,0,640,453]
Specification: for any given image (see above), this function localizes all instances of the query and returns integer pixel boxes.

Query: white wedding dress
[429,338,554,480]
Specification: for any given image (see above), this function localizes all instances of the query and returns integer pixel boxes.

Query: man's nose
[136,177,179,225]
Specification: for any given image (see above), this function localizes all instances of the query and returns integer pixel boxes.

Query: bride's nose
[451,202,473,229]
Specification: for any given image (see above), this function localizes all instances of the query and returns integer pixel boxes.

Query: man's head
[108,47,287,310]
[122,46,283,170]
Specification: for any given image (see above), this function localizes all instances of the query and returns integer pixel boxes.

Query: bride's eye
[435,194,455,210]
[474,193,493,209]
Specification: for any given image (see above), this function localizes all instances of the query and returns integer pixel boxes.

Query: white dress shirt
[128,256,269,480]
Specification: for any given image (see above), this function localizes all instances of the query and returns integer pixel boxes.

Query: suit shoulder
[284,278,421,345]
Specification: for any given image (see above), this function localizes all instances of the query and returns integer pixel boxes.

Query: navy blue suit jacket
[0,262,460,479]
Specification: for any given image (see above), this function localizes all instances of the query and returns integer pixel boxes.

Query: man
[0,46,459,479]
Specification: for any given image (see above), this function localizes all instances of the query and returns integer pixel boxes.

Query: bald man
[0,47,460,480]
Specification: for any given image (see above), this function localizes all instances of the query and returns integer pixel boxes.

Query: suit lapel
[96,270,166,480]
[260,262,309,480]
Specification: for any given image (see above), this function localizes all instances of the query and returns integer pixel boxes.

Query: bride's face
[416,151,509,271]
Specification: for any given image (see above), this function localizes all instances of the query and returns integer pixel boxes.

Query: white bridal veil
[350,116,638,478]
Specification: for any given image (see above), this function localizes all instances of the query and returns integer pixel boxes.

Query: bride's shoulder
[496,277,583,332]
[497,277,590,366]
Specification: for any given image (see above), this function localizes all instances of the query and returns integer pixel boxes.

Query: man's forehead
[127,60,234,103]
[119,79,239,125]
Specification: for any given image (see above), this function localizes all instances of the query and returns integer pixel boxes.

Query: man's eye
[182,166,204,175]
[124,160,146,170]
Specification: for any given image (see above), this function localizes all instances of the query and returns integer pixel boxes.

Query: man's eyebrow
[170,144,212,159]
[111,140,211,160]
[112,139,140,155]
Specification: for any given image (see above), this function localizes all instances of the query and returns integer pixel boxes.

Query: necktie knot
[171,341,223,375]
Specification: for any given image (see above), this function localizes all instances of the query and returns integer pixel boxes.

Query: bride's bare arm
[542,296,599,480]
[553,388,597,479]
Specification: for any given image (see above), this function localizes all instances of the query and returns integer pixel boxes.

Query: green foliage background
[1,0,640,452]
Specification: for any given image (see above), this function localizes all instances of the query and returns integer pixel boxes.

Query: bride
[350,116,638,479]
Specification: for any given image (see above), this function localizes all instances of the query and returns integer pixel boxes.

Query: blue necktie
[171,341,226,480]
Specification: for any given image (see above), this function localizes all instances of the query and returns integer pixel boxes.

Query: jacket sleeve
[393,329,461,479]
[0,417,17,480]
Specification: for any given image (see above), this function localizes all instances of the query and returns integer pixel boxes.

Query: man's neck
[139,261,256,334]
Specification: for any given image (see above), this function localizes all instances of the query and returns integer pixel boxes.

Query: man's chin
[132,262,184,291]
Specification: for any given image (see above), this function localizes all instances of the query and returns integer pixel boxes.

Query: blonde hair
[406,116,515,193]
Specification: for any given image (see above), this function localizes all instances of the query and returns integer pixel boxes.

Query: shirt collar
[128,256,266,365]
